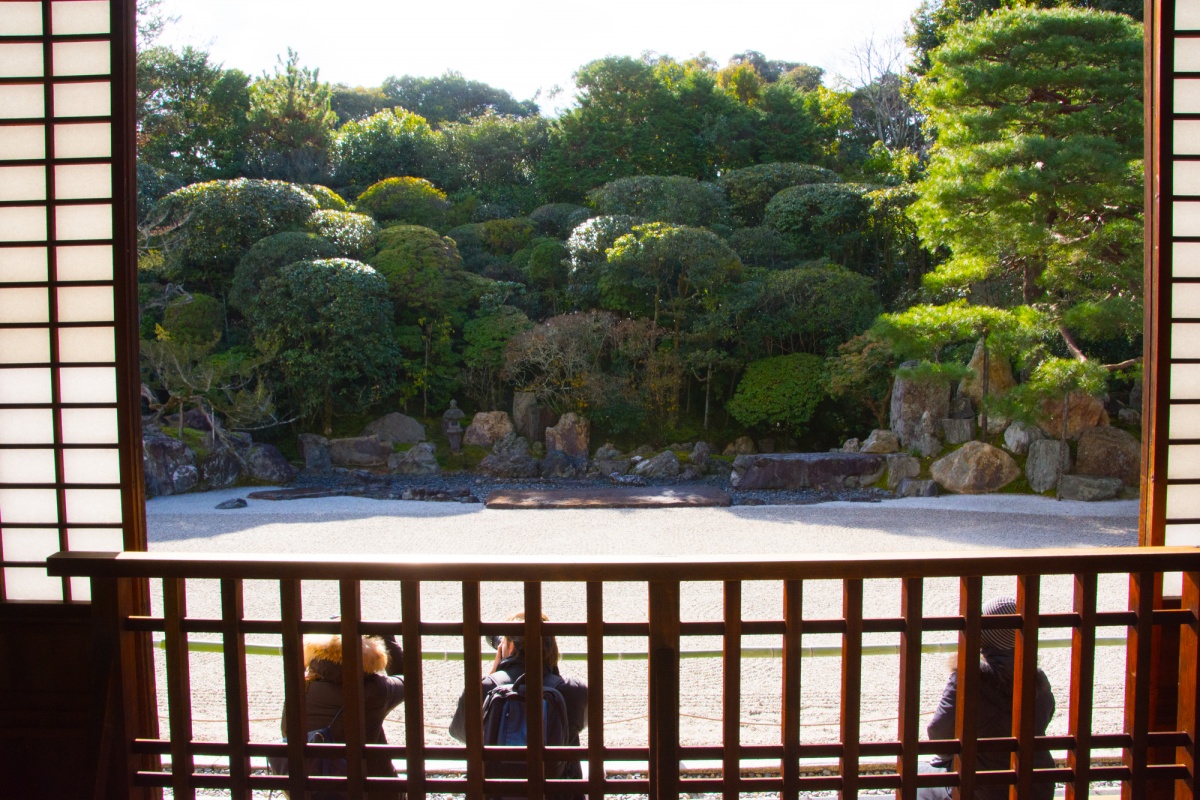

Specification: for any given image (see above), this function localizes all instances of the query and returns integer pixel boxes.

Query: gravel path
[145,490,1138,795]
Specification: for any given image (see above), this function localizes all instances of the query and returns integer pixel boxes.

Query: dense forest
[135,0,1145,454]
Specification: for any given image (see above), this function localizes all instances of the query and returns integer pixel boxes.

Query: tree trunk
[979,332,989,442]
[323,391,333,437]
[703,364,712,431]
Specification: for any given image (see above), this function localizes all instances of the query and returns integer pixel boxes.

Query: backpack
[481,671,571,781]
[267,707,348,800]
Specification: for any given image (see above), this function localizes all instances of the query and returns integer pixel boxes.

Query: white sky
[156,0,924,114]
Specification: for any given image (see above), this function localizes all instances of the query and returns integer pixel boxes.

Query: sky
[155,0,926,114]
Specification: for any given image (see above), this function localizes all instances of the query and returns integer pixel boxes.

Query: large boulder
[464,411,515,448]
[329,436,392,468]
[724,436,757,457]
[958,338,1016,406]
[941,418,975,445]
[1037,393,1110,440]
[1003,421,1044,456]
[544,413,590,458]
[691,441,713,474]
[513,391,557,444]
[930,441,1020,494]
[731,453,886,491]
[388,442,439,475]
[886,454,921,491]
[911,411,942,458]
[201,449,241,489]
[593,458,631,476]
[362,412,425,445]
[1059,474,1124,502]
[244,443,296,485]
[896,478,939,498]
[861,429,900,454]
[634,450,681,479]
[542,449,586,478]
[948,395,975,420]
[478,433,540,478]
[1025,439,1072,494]
[143,428,198,498]
[594,443,622,460]
[1076,426,1141,486]
[891,366,951,449]
[297,433,332,473]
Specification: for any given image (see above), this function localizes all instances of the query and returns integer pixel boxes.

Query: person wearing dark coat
[918,596,1057,800]
[449,612,588,800]
[281,632,406,800]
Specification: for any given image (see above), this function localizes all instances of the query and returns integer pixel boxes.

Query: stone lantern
[443,400,466,453]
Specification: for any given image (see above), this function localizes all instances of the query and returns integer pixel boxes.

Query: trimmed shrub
[565,215,636,309]
[718,162,839,226]
[230,231,338,314]
[727,353,828,434]
[765,183,872,262]
[162,292,223,345]
[367,226,469,319]
[529,203,591,239]
[332,108,438,193]
[728,225,799,269]
[355,176,449,227]
[302,184,350,211]
[306,210,381,260]
[526,239,569,289]
[588,175,729,228]
[480,218,535,255]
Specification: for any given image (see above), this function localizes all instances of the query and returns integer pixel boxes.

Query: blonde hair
[303,634,389,674]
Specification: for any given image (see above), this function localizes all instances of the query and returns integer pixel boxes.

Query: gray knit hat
[980,596,1019,651]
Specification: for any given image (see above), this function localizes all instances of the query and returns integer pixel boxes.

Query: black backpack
[267,707,348,800]
[481,671,571,781]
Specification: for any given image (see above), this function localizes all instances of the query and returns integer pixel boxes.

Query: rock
[362,412,425,445]
[493,432,530,457]
[593,458,631,476]
[891,365,951,449]
[1003,421,1044,456]
[297,433,332,473]
[244,443,296,485]
[1076,426,1141,486]
[1059,474,1124,502]
[530,441,546,459]
[1037,393,1110,440]
[631,444,655,458]
[941,418,975,445]
[958,338,1017,406]
[757,438,776,454]
[633,450,681,479]
[513,392,557,443]
[949,395,975,420]
[978,413,1011,437]
[911,411,942,458]
[680,465,702,481]
[1026,439,1072,493]
[930,441,1020,494]
[171,464,199,494]
[544,412,591,458]
[478,433,540,478]
[730,453,887,491]
[542,449,585,478]
[388,442,440,475]
[329,436,392,468]
[1118,408,1141,426]
[896,478,939,498]
[143,429,197,498]
[594,443,622,461]
[1130,381,1143,411]
[610,473,648,487]
[215,498,247,510]
[861,430,900,454]
[691,442,712,473]
[739,497,766,506]
[841,438,861,454]
[201,449,241,489]
[165,407,220,432]
[886,454,921,491]
[247,487,338,501]
[723,436,757,457]
[464,411,515,448]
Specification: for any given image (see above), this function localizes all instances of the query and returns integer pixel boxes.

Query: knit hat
[980,596,1019,651]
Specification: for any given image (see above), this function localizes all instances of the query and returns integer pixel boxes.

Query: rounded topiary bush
[355,176,448,227]
[529,203,592,239]
[764,183,871,261]
[302,184,350,211]
[526,239,569,289]
[588,175,729,228]
[306,210,381,260]
[230,232,339,314]
[480,218,535,255]
[162,292,223,345]
[728,225,799,269]
[368,226,466,314]
[718,162,839,226]
[727,353,829,435]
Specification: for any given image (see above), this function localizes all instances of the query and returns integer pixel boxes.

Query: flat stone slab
[484,486,732,509]
[731,452,886,491]
[246,487,340,501]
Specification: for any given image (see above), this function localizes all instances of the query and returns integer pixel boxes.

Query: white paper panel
[56,244,111,280]
[0,288,48,323]
[1171,445,1200,479]
[59,366,116,403]
[1176,283,1200,318]
[0,450,56,484]
[55,204,111,240]
[0,166,46,202]
[1178,162,1200,196]
[66,527,121,551]
[0,328,50,364]
[1173,364,1200,399]
[1179,80,1200,114]
[0,43,43,78]
[4,569,62,601]
[1177,201,1200,236]
[0,3,44,36]
[1181,38,1200,73]
[60,407,117,444]
[2,529,61,561]
[53,122,110,158]
[1181,0,1200,29]
[1169,484,1200,519]
[0,367,52,404]
[0,206,47,242]
[57,326,113,362]
[56,286,113,322]
[64,489,121,524]
[53,81,110,118]
[0,125,45,161]
[54,164,110,200]
[0,488,58,523]
[0,247,48,282]
[1176,323,1200,359]
[52,1,110,35]
[71,577,90,601]
[0,408,53,443]
[0,85,44,119]
[52,41,109,77]
[62,448,119,484]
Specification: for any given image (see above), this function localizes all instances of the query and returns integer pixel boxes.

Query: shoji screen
[0,0,140,601]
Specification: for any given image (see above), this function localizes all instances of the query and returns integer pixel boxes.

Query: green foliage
[332,108,438,193]
[157,178,319,296]
[739,264,881,356]
[565,215,636,310]
[437,113,550,213]
[765,183,872,263]
[727,353,828,434]
[461,306,533,409]
[162,293,223,345]
[367,226,469,322]
[230,231,338,314]
[589,175,729,228]
[355,176,449,227]
[527,240,569,289]
[727,226,798,269]
[306,210,381,260]
[244,50,337,183]
[529,203,592,239]
[829,333,898,429]
[996,356,1110,431]
[301,184,349,211]
[718,162,840,227]
[481,218,535,255]
[329,84,389,125]
[382,71,539,126]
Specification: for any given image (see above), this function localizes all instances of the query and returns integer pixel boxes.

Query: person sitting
[281,632,405,800]
[918,596,1056,800]
[449,612,588,799]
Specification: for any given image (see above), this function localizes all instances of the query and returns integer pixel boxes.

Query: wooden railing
[47,546,1200,799]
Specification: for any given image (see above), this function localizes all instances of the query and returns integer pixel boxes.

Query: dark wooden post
[648,581,680,800]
